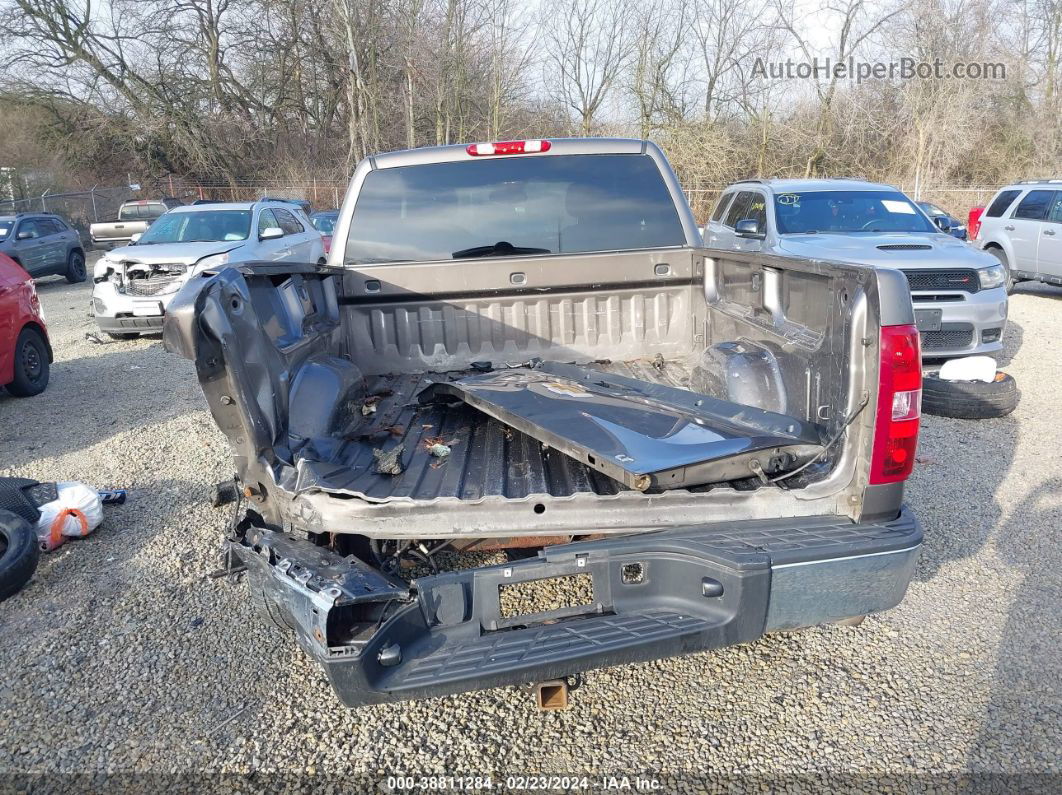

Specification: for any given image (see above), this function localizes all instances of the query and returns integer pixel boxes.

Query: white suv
[975,180,1062,291]
[92,200,324,338]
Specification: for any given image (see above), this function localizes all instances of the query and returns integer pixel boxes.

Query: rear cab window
[985,190,1021,217]
[344,153,687,264]
[119,203,167,221]
[1012,190,1054,220]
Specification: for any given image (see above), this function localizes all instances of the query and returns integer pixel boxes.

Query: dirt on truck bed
[317,358,704,502]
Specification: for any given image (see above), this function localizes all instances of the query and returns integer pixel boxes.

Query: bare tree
[774,0,905,175]
[542,0,632,135]
[483,0,535,139]
[629,0,693,138]
[693,0,774,121]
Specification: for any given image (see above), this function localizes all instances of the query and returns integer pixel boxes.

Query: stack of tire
[922,371,1019,419]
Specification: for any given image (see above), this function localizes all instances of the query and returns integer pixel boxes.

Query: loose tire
[0,509,40,601]
[922,371,1019,419]
[65,249,87,283]
[4,327,50,397]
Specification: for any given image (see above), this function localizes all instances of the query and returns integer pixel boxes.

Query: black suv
[0,213,87,283]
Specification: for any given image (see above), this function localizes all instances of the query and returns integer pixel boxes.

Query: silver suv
[0,213,87,283]
[92,199,324,338]
[703,179,1009,358]
[975,180,1062,291]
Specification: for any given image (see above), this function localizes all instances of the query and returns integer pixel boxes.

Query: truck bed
[302,357,698,503]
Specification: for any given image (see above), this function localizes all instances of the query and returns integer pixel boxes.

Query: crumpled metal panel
[418,362,823,491]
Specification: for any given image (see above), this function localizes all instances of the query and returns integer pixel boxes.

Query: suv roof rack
[1016,178,1062,185]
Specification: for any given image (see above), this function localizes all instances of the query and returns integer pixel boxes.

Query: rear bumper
[230,509,922,707]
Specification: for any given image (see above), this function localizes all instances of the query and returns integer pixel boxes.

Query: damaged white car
[91,200,324,339]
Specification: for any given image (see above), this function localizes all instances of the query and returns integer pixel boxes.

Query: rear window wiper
[452,241,551,259]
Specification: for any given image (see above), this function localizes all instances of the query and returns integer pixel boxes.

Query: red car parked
[0,252,51,397]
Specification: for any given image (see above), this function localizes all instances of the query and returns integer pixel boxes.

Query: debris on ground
[35,482,105,551]
[373,444,406,475]
[97,489,128,505]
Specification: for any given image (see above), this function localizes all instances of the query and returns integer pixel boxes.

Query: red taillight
[869,324,922,484]
[466,140,551,156]
[322,235,332,254]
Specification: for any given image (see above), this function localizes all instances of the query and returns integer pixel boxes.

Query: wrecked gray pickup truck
[163,138,924,707]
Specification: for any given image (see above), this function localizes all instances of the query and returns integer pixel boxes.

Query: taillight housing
[869,324,922,484]
[466,140,551,156]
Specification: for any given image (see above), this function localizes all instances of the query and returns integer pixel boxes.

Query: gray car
[0,213,87,283]
[703,179,1009,358]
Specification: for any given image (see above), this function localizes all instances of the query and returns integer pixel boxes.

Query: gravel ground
[0,265,1059,788]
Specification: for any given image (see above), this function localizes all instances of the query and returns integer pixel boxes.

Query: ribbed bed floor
[307,358,696,502]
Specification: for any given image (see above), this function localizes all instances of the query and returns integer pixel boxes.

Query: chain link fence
[189,181,347,208]
[0,187,135,241]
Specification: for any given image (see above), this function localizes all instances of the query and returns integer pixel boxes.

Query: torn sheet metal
[418,361,824,492]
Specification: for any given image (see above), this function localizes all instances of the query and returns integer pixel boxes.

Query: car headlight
[195,252,230,270]
[94,258,122,283]
[978,264,1006,290]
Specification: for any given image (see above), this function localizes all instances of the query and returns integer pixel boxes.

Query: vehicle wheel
[0,509,40,601]
[986,248,1013,294]
[4,327,50,397]
[105,332,139,341]
[922,371,1019,419]
[65,249,87,283]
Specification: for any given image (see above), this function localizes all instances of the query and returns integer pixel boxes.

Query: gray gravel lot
[0,265,1059,785]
